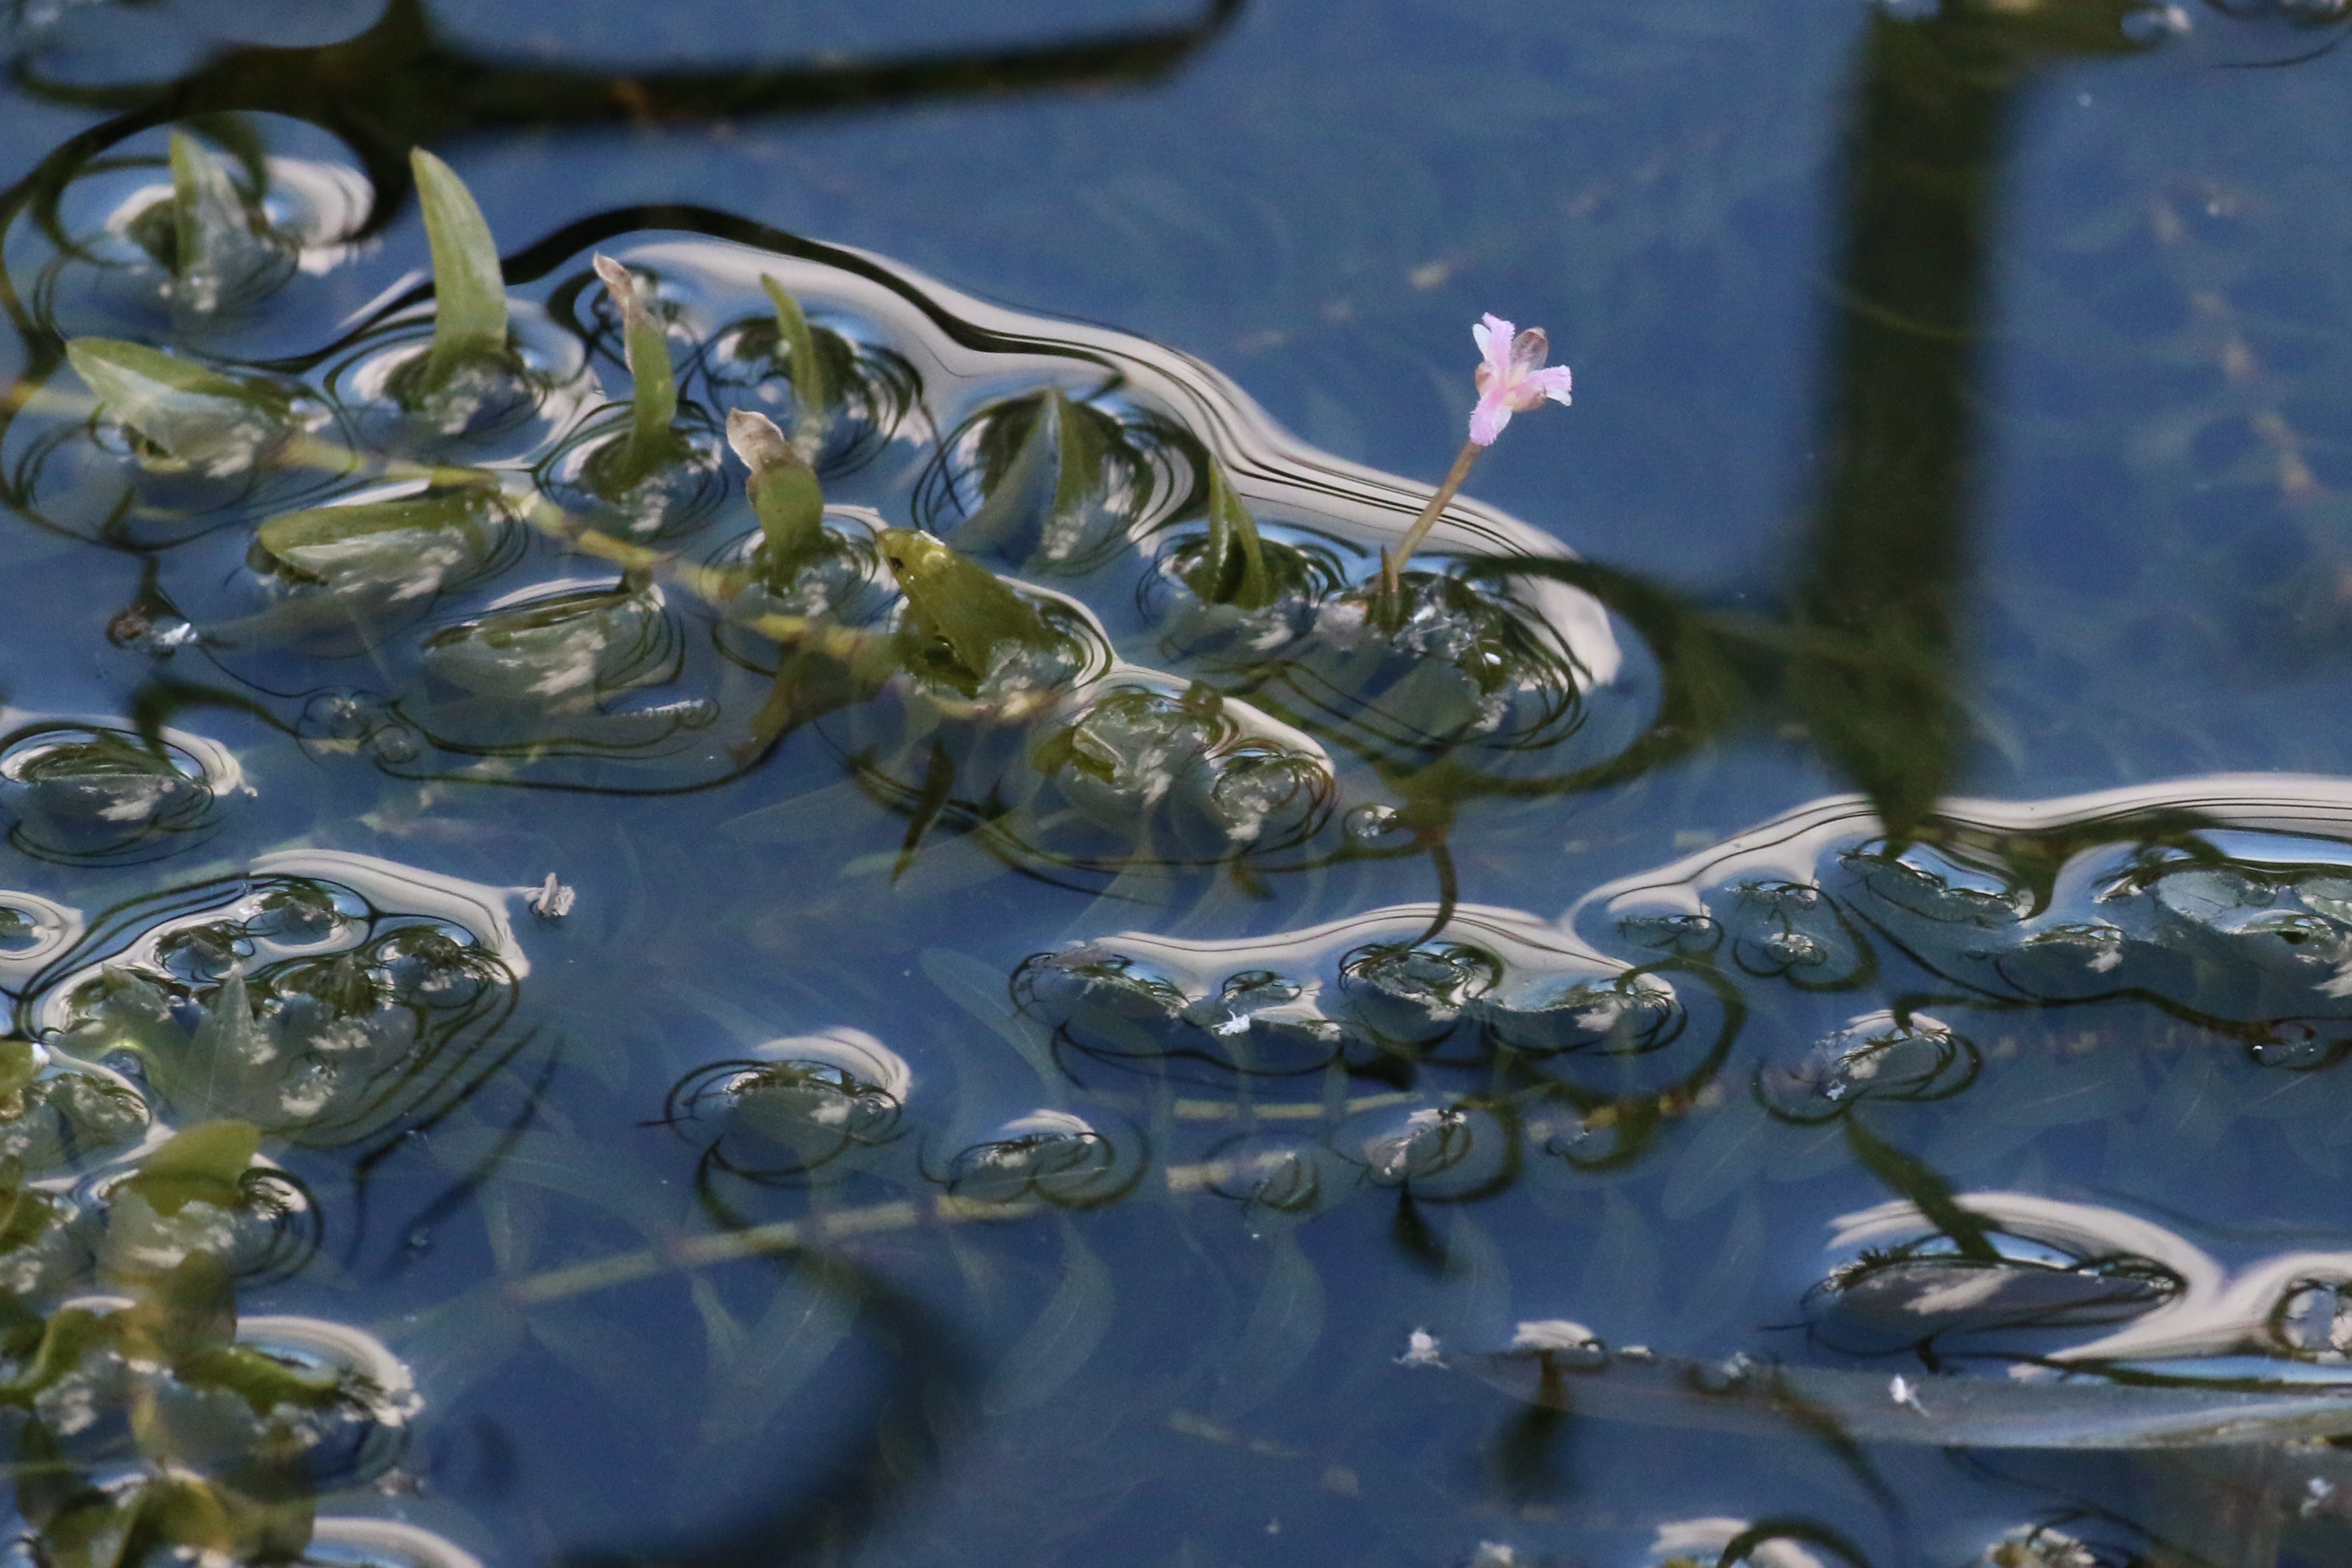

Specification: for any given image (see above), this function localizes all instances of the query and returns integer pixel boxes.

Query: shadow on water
[11,0,2352,1562]
[563,1253,974,1568]
[1452,1,2153,845]
[1785,0,2140,842]
[3,0,1248,241]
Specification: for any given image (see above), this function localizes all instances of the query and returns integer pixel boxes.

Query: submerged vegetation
[2,0,2352,1563]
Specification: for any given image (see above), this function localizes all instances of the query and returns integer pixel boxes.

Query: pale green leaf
[65,337,290,475]
[760,274,830,448]
[410,148,508,388]
[166,132,273,311]
[256,482,505,589]
[726,408,825,561]
[127,1119,260,1218]
[593,255,678,481]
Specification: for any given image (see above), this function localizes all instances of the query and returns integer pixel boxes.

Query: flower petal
[1468,390,1512,446]
[1510,327,1550,379]
[1477,313,1516,383]
[1526,365,1573,406]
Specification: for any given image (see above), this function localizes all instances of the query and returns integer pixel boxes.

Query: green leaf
[114,1253,238,1366]
[175,1343,345,1415]
[957,391,1113,572]
[410,147,508,391]
[256,481,506,588]
[126,1119,260,1217]
[124,1475,243,1568]
[726,408,825,562]
[0,1157,59,1256]
[169,133,255,288]
[65,337,290,475]
[592,254,678,486]
[1185,459,1277,609]
[0,1037,40,1101]
[5,1307,109,1403]
[760,274,830,448]
[33,1482,143,1568]
[879,528,1056,693]
[10,1421,90,1533]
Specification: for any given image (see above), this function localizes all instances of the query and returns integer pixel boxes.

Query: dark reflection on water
[6,0,2352,1564]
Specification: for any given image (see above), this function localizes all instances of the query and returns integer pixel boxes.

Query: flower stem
[1381,438,1483,599]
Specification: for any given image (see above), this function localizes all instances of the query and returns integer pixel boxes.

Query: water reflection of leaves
[0,0,1249,244]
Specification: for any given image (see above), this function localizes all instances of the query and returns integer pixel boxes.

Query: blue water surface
[5,3,2352,1567]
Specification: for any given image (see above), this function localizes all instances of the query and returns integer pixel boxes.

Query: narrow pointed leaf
[256,481,506,590]
[411,148,508,388]
[65,337,288,475]
[760,274,830,444]
[594,255,677,467]
[1187,459,1276,609]
[1050,391,1111,522]
[953,391,1061,560]
[169,133,256,292]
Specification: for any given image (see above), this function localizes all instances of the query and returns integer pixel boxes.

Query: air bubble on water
[1345,803,1405,842]
[1758,929,1826,968]
[364,725,423,765]
[1356,1106,1470,1185]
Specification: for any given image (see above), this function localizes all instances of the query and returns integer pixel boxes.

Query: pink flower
[1468,313,1573,446]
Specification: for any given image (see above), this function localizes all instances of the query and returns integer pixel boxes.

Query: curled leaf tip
[588,252,679,485]
[733,407,824,561]
[726,407,799,473]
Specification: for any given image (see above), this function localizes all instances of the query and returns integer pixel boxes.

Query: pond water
[3,1,2352,1565]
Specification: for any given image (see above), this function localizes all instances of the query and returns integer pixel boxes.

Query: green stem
[1378,437,1482,616]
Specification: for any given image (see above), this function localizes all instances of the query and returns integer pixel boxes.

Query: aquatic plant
[1380,313,1573,597]
[6,1,2352,1549]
